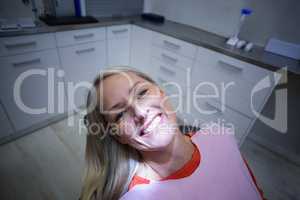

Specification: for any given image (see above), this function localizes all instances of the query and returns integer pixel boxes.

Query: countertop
[1,16,299,75]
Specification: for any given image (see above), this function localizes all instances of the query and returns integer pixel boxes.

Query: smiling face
[98,71,177,151]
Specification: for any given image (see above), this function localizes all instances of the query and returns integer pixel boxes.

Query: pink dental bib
[120,126,262,200]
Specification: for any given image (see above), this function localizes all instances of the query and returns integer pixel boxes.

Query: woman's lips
[140,113,162,136]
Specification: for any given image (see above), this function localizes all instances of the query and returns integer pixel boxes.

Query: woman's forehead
[99,72,146,110]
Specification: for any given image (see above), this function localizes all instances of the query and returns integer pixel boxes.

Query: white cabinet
[149,32,195,91]
[0,24,279,146]
[58,41,106,110]
[187,46,280,144]
[0,49,63,132]
[192,46,279,119]
[108,38,130,66]
[107,25,131,66]
[55,27,106,47]
[130,25,153,74]
[0,102,14,139]
[57,27,107,111]
[152,31,197,59]
[146,30,278,145]
[150,56,191,96]
[149,32,195,126]
[0,33,56,57]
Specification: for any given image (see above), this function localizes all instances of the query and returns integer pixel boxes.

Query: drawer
[107,25,131,40]
[58,41,106,109]
[191,98,252,145]
[55,27,106,47]
[152,32,197,59]
[196,46,275,86]
[151,46,194,70]
[150,57,191,97]
[0,49,63,132]
[192,48,279,118]
[0,33,56,56]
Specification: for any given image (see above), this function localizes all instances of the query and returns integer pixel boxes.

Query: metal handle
[73,33,94,40]
[75,47,95,54]
[12,58,41,67]
[160,65,176,76]
[218,60,244,72]
[112,29,128,34]
[161,53,178,63]
[206,100,223,114]
[163,40,181,50]
[5,41,37,50]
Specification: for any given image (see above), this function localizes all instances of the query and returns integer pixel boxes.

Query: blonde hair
[80,67,157,200]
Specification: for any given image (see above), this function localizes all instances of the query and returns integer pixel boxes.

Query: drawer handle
[112,29,128,34]
[75,47,95,54]
[161,53,178,63]
[12,58,41,67]
[163,40,181,50]
[5,41,37,50]
[73,33,94,40]
[160,65,176,76]
[206,101,223,114]
[218,60,244,72]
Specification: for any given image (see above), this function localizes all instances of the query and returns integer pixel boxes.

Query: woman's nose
[129,103,148,124]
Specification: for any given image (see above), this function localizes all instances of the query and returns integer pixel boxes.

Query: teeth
[144,115,161,134]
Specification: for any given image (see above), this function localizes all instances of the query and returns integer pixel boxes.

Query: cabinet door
[0,49,63,132]
[0,102,14,140]
[107,25,130,67]
[130,25,153,73]
[192,46,278,119]
[58,41,106,110]
[107,37,130,67]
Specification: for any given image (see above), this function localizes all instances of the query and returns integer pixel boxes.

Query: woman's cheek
[120,118,137,140]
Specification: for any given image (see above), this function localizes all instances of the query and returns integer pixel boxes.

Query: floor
[0,113,299,200]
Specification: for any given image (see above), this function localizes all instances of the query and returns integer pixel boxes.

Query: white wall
[0,0,35,18]
[144,0,243,39]
[144,0,300,46]
[0,0,74,19]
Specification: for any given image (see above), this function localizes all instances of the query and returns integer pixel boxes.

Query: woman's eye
[137,89,148,98]
[115,111,124,121]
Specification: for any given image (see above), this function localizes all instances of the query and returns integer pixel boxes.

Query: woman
[80,67,265,200]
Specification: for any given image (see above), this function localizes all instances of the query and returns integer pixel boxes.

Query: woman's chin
[139,127,177,151]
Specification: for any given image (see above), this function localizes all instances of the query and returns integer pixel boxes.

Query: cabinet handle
[218,60,244,72]
[112,29,128,34]
[12,58,41,67]
[73,33,94,40]
[206,100,223,114]
[160,65,176,76]
[75,47,95,54]
[5,41,37,50]
[161,53,178,63]
[163,40,181,50]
